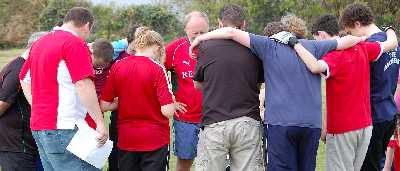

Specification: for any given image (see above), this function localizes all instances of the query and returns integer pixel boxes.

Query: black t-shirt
[0,57,36,154]
[193,40,264,125]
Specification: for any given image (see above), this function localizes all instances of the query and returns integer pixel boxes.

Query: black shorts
[0,151,37,171]
[119,145,169,171]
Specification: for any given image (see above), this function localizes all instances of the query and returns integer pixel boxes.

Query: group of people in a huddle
[0,2,399,171]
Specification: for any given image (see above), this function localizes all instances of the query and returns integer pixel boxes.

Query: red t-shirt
[165,38,202,123]
[322,42,382,134]
[101,55,173,151]
[19,27,94,130]
[388,129,400,171]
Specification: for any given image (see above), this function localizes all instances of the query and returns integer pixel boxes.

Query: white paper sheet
[67,121,113,169]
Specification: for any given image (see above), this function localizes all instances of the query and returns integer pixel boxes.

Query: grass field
[0,48,327,170]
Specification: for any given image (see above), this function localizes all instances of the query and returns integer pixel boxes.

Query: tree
[39,0,90,31]
[0,0,48,47]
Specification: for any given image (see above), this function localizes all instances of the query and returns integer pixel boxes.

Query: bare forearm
[383,147,395,170]
[197,27,250,48]
[381,29,398,52]
[294,43,326,73]
[75,79,104,125]
[336,35,364,50]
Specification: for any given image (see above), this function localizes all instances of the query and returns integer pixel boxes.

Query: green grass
[0,48,24,67]
[0,49,327,171]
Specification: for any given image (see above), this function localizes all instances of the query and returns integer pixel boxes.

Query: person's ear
[218,19,224,28]
[321,31,329,39]
[241,21,246,30]
[354,21,362,29]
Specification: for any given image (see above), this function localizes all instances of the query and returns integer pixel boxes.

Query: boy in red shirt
[100,27,176,171]
[85,38,114,129]
[291,14,398,170]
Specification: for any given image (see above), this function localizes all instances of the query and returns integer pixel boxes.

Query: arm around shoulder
[380,29,398,52]
[294,43,327,74]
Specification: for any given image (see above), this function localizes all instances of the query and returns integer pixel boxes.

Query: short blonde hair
[281,14,307,38]
[130,27,165,63]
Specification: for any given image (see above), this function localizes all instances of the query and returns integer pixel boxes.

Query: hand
[174,102,187,116]
[382,167,391,171]
[95,122,109,147]
[189,38,201,59]
[382,25,396,32]
[270,31,296,45]
[320,129,327,144]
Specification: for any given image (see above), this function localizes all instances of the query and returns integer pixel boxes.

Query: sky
[91,0,152,5]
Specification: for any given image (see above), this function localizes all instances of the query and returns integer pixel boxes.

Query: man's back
[194,39,263,125]
[0,57,36,154]
[368,32,400,122]
[19,28,94,130]
[101,55,172,151]
[249,34,337,128]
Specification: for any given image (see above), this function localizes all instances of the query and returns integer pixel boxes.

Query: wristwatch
[288,37,299,48]
[382,25,396,32]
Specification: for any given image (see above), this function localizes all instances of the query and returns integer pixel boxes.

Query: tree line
[0,0,398,48]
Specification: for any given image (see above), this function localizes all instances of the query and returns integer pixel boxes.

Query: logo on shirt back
[384,49,400,71]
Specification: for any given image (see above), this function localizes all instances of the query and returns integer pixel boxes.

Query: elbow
[310,67,321,74]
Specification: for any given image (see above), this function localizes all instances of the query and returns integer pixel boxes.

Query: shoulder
[201,39,245,49]
[166,38,189,51]
[367,32,386,42]
[141,57,166,75]
[6,57,25,71]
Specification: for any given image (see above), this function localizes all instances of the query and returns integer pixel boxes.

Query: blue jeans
[266,124,321,171]
[32,128,100,171]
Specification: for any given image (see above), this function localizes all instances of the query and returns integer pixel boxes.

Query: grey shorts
[326,126,373,171]
[195,116,264,171]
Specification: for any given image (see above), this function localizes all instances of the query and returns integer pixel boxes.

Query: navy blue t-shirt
[368,32,400,123]
[250,34,337,128]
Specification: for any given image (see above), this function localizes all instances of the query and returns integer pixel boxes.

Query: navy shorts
[265,124,321,171]
[173,119,201,160]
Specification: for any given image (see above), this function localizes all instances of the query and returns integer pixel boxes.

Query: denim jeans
[32,127,99,171]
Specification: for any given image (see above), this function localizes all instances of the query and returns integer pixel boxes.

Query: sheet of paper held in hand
[67,120,113,169]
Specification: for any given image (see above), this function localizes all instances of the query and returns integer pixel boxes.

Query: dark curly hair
[340,3,374,28]
[263,22,288,36]
[311,14,340,37]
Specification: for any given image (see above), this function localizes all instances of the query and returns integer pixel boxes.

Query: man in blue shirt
[190,25,364,170]
[341,3,400,171]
